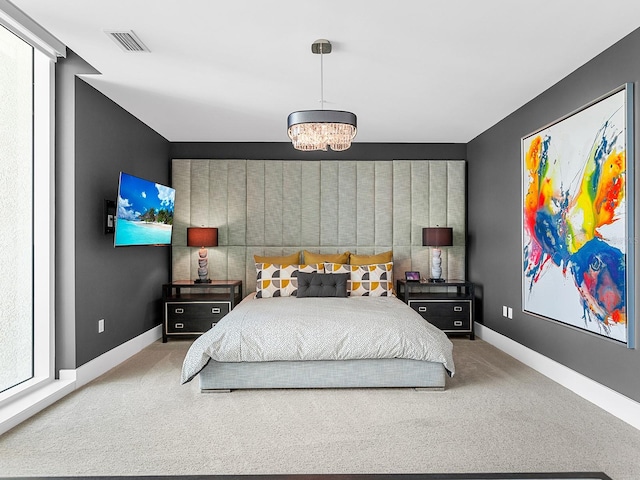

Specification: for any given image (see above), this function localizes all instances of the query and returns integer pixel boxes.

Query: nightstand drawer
[409,300,472,332]
[165,301,230,334]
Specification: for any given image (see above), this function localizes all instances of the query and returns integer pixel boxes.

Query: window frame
[0,5,59,406]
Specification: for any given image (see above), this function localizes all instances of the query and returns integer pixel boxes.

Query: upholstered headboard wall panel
[171,159,466,293]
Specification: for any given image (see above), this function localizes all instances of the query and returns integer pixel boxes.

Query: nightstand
[396,279,475,339]
[161,280,243,342]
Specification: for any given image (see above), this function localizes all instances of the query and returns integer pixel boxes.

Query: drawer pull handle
[454,321,463,327]
[212,308,221,314]
[453,306,463,312]
[174,323,184,329]
[174,308,184,314]
[418,306,427,312]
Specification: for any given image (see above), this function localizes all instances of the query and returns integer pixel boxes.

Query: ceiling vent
[105,30,150,52]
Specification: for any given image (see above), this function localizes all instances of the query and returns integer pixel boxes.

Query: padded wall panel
[209,246,228,280]
[190,160,210,228]
[338,161,357,246]
[209,160,228,245]
[392,161,412,246]
[264,160,284,246]
[411,161,430,245]
[227,160,247,245]
[320,161,339,246]
[428,162,448,227]
[375,161,394,246]
[172,160,191,247]
[171,159,466,293]
[172,246,191,282]
[246,160,265,246]
[227,246,246,289]
[300,162,321,245]
[356,162,376,246]
[282,161,302,246]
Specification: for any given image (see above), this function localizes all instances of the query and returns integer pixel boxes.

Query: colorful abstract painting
[522,85,635,347]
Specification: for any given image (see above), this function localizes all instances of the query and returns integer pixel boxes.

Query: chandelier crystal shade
[287,39,357,152]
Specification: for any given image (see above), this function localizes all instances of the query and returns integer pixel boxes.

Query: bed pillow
[253,251,300,265]
[349,262,394,296]
[324,262,395,296]
[255,263,320,298]
[297,272,349,298]
[302,250,350,265]
[349,250,393,265]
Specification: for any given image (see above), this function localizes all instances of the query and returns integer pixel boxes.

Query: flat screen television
[114,172,175,247]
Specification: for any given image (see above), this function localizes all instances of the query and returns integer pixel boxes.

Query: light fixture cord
[320,43,324,110]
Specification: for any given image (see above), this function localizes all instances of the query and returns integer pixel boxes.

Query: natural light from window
[0,24,34,394]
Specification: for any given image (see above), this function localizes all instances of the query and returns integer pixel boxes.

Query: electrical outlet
[502,305,508,317]
[98,318,105,333]
[508,307,513,319]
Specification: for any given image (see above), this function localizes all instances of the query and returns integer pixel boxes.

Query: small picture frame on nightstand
[405,271,420,282]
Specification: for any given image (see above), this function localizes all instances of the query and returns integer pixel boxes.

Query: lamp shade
[422,227,453,247]
[187,227,218,247]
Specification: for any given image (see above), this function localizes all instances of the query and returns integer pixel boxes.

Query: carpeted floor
[0,339,638,479]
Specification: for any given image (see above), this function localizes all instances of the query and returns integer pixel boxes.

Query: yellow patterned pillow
[303,250,350,264]
[349,250,393,265]
[254,251,301,265]
[349,262,394,296]
[324,262,394,297]
[255,263,320,298]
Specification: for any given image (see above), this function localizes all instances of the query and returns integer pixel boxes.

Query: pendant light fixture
[287,39,357,152]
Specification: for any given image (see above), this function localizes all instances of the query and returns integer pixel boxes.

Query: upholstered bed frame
[198,358,447,392]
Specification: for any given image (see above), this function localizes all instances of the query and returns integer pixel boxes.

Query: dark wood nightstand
[161,280,243,342]
[396,279,475,339]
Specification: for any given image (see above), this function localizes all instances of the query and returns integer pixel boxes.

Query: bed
[181,264,455,391]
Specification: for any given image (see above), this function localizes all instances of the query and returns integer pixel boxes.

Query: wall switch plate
[502,305,508,317]
[98,318,105,333]
[507,307,513,319]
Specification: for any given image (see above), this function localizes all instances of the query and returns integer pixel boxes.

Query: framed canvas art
[522,84,635,348]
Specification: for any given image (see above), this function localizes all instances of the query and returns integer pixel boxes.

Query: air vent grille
[105,30,150,52]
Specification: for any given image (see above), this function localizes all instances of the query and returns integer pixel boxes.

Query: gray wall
[56,51,171,369]
[55,51,97,372]
[467,29,640,402]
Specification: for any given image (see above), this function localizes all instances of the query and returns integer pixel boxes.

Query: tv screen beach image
[114,173,175,246]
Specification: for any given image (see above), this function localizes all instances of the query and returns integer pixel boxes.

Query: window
[0,24,34,394]
[0,6,58,407]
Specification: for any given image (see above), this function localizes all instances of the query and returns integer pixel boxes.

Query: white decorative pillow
[324,262,352,293]
[255,263,321,298]
[350,262,394,296]
[324,262,394,296]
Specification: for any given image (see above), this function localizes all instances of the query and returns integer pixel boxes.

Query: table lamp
[187,227,218,283]
[422,227,453,283]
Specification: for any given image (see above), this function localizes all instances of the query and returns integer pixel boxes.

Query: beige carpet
[0,338,639,479]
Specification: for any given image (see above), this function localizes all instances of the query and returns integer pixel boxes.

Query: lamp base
[194,278,212,284]
[428,278,446,283]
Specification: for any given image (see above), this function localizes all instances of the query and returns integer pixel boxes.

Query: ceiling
[10,0,640,143]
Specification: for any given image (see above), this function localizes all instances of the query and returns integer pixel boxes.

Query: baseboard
[0,325,162,436]
[63,325,162,388]
[475,323,640,431]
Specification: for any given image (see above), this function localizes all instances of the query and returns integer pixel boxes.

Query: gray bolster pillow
[296,272,349,298]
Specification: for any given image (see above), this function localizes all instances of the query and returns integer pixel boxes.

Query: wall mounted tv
[114,172,175,247]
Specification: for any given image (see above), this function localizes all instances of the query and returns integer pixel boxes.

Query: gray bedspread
[181,294,455,383]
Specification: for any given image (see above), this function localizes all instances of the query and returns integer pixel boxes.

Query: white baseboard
[0,325,162,436]
[476,323,640,431]
[62,325,162,388]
